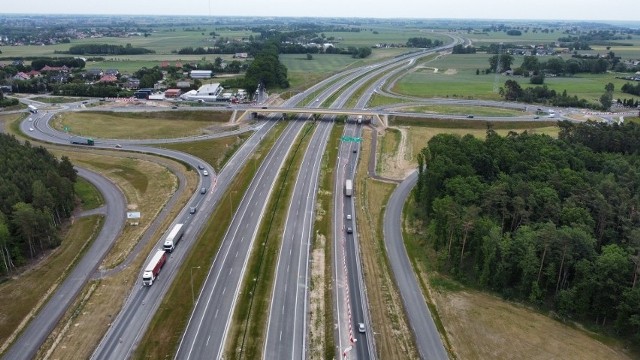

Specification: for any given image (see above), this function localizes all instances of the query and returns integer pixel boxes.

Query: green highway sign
[340,136,362,143]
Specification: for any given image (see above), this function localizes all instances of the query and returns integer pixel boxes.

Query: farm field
[465,30,561,45]
[392,53,640,102]
[323,27,451,48]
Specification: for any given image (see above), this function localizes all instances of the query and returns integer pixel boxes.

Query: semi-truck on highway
[69,136,95,146]
[142,249,167,286]
[163,223,185,253]
[345,179,353,197]
[28,105,38,113]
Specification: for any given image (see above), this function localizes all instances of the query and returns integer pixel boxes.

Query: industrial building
[180,83,224,102]
[190,70,213,79]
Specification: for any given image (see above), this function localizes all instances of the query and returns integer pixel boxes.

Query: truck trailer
[163,223,185,253]
[69,136,95,146]
[344,179,353,197]
[142,249,167,286]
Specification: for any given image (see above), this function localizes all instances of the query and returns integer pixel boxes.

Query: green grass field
[74,178,104,210]
[323,28,451,48]
[401,105,529,117]
[393,54,504,100]
[51,110,231,139]
[465,30,560,45]
[392,53,640,102]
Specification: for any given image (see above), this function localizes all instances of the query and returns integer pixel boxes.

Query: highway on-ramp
[383,172,448,360]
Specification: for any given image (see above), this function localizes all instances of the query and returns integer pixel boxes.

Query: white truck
[163,223,185,253]
[344,179,353,197]
[142,249,167,286]
[27,105,38,113]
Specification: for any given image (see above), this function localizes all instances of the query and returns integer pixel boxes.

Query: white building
[180,83,224,102]
[190,70,213,79]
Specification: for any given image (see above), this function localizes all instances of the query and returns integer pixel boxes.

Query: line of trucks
[142,223,185,286]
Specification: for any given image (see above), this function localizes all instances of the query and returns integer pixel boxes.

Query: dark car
[347,227,353,234]
[467,115,474,118]
[197,164,205,170]
[189,206,197,214]
[200,187,207,194]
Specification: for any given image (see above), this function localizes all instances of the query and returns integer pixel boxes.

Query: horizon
[2,0,640,23]
[1,13,639,28]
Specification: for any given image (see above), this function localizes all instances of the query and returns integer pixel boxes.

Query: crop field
[465,30,561,45]
[324,27,451,48]
[391,53,640,101]
[392,54,505,100]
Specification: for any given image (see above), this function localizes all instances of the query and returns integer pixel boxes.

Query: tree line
[499,80,597,109]
[221,44,289,95]
[0,134,77,275]
[64,43,155,55]
[488,54,613,76]
[452,45,476,54]
[406,37,443,48]
[413,121,640,344]
[621,82,640,96]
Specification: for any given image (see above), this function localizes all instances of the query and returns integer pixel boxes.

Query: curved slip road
[383,171,448,360]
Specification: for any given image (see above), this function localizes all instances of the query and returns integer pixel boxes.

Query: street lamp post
[191,266,201,305]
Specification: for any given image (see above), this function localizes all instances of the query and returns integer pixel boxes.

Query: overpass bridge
[236,106,386,125]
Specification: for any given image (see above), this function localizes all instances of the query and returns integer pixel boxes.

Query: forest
[413,121,640,343]
[0,134,77,275]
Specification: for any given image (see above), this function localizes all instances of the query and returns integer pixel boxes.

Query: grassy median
[134,121,287,359]
[225,122,315,359]
[160,132,252,172]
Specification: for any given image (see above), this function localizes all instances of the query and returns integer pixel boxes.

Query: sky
[2,0,639,22]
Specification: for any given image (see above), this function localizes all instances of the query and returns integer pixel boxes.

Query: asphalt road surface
[176,120,305,360]
[263,119,333,359]
[383,172,448,360]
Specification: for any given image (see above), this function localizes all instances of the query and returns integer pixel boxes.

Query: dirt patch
[444,69,457,75]
[432,289,633,360]
[379,127,416,180]
[308,232,326,359]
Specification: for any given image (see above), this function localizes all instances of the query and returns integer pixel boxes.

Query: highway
[1,167,126,360]
[176,119,305,359]
[263,119,332,359]
[383,172,448,360]
[8,35,458,360]
[90,120,276,359]
[334,120,370,359]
